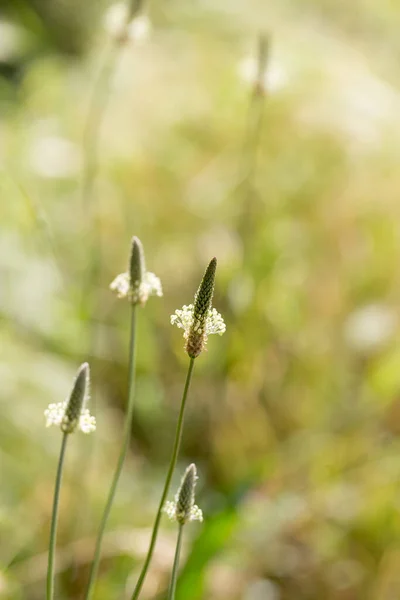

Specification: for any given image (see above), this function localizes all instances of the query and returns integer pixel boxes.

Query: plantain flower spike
[44,363,96,434]
[110,236,162,306]
[171,257,226,358]
[104,2,150,45]
[164,464,203,525]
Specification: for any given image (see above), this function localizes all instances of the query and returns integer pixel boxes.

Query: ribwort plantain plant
[45,363,94,600]
[165,464,203,600]
[130,257,225,600]
[80,0,151,354]
[84,236,162,600]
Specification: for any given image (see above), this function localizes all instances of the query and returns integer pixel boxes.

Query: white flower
[127,15,151,43]
[171,304,226,340]
[164,500,203,524]
[104,3,150,44]
[44,401,96,434]
[238,55,287,94]
[344,303,397,353]
[110,271,162,306]
[104,2,127,38]
[110,272,130,298]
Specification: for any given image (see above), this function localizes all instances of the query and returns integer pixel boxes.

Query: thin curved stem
[168,524,184,600]
[81,40,119,217]
[130,357,196,600]
[47,432,69,600]
[84,304,137,600]
[79,39,120,355]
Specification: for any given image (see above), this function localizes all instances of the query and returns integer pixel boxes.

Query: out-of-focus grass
[2,0,400,599]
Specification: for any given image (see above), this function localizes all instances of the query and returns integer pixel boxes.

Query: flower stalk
[46,433,68,600]
[131,258,223,599]
[84,303,137,600]
[46,363,92,600]
[130,357,195,600]
[85,236,161,599]
[168,524,184,600]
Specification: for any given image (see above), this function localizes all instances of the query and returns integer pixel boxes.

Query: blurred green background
[2,0,400,598]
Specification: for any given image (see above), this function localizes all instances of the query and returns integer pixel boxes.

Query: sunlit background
[2,0,400,598]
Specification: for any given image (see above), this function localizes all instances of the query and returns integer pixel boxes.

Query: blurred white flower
[104,2,128,38]
[164,500,203,524]
[104,3,150,43]
[344,303,397,353]
[0,20,25,62]
[28,135,81,179]
[164,464,203,525]
[127,15,151,43]
[110,271,162,305]
[238,55,287,93]
[45,401,96,434]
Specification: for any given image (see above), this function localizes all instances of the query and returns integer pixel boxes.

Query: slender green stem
[81,0,146,219]
[168,525,184,600]
[84,304,137,600]
[47,432,69,600]
[237,33,269,258]
[130,357,196,600]
[79,39,119,347]
[81,39,119,214]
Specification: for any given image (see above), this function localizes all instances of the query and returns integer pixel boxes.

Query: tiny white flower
[171,304,226,340]
[103,2,129,38]
[344,303,397,353]
[110,270,162,305]
[238,55,287,94]
[104,3,151,44]
[127,15,151,43]
[164,500,203,524]
[110,272,130,298]
[44,401,96,434]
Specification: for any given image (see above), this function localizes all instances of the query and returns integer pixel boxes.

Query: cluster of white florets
[164,499,203,524]
[170,305,226,340]
[44,401,96,434]
[110,271,163,306]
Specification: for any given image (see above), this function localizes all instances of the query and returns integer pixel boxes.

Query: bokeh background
[2,0,400,598]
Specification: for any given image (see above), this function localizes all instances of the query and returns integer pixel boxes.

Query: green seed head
[129,236,146,292]
[186,258,217,358]
[176,464,197,525]
[62,363,90,434]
